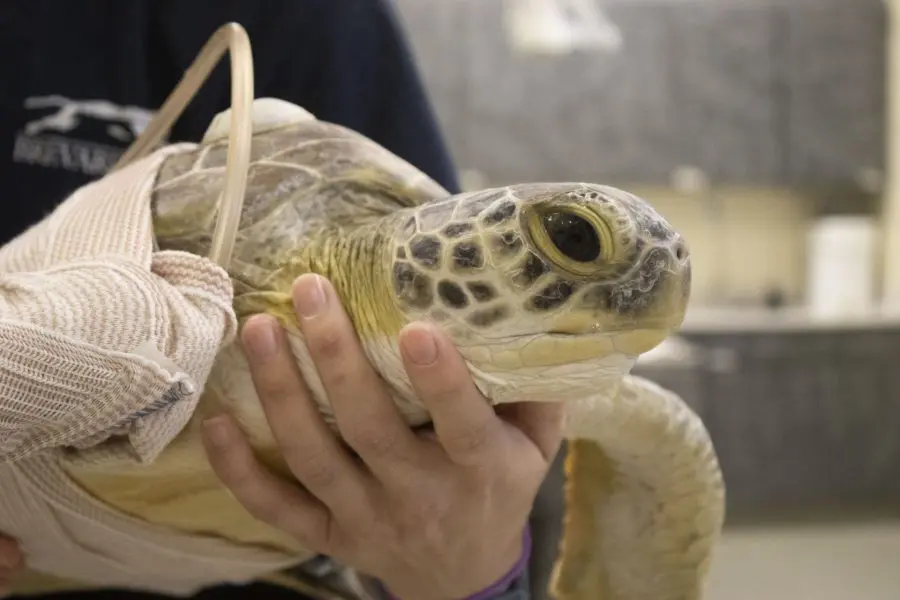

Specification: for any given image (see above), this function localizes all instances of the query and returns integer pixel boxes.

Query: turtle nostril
[674,243,688,261]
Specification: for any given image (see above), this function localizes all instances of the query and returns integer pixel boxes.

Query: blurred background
[392,1,900,598]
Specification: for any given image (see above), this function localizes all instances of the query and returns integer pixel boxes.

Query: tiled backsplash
[631,186,815,305]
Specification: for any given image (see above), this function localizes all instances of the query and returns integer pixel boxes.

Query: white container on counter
[806,216,879,318]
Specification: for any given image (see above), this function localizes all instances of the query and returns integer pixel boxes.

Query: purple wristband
[464,527,532,600]
[384,527,532,600]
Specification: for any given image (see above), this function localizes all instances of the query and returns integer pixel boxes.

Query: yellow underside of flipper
[550,439,617,600]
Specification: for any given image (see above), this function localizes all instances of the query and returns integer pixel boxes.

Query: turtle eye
[540,209,601,263]
[526,203,614,277]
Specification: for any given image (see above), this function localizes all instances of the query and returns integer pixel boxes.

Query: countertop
[680,306,900,333]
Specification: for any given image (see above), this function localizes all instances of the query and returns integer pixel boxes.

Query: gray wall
[395,0,885,187]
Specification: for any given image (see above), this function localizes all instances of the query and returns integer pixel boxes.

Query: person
[0,0,459,242]
[0,1,563,598]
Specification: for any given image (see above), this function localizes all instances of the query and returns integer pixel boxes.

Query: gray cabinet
[641,329,900,518]
[455,3,683,185]
[617,1,886,185]
[397,0,886,187]
[668,6,784,183]
[782,4,886,185]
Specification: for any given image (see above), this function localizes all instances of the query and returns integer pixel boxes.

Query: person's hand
[0,535,23,596]
[202,274,564,599]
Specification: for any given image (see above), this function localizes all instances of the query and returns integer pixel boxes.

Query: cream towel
[0,146,301,595]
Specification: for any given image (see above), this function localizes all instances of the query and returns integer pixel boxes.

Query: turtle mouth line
[542,326,672,338]
[501,330,613,343]
[499,328,666,341]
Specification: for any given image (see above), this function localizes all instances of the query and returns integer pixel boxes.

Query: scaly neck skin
[299,221,405,337]
[234,216,406,340]
[553,375,725,600]
[216,214,427,466]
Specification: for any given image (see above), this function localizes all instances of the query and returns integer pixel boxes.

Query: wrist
[459,527,531,600]
[384,526,532,600]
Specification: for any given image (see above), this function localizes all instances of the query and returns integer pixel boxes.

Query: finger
[202,414,333,549]
[242,314,371,519]
[0,569,14,596]
[291,274,420,473]
[0,536,21,571]
[0,534,18,597]
[399,321,504,466]
[497,401,565,462]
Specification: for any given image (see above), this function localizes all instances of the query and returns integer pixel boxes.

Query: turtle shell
[150,115,449,298]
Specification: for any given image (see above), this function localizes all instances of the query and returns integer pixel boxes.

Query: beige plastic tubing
[111,25,365,599]
[112,21,255,271]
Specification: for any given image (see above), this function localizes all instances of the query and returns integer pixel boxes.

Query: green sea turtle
[14,98,724,600]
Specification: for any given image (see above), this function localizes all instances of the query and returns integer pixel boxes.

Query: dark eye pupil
[541,210,601,262]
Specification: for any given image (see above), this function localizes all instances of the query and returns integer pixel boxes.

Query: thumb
[498,401,565,462]
[0,536,22,569]
[0,536,23,594]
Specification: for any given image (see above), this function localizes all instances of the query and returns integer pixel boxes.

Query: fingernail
[243,316,278,359]
[293,274,327,318]
[203,417,232,447]
[402,322,438,366]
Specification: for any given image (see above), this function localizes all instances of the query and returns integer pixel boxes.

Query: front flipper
[550,438,616,599]
[550,376,725,600]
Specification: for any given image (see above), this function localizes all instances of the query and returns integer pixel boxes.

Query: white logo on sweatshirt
[12,95,158,176]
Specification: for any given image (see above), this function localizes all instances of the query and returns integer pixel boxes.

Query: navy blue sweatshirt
[0,0,461,245]
[0,1,530,599]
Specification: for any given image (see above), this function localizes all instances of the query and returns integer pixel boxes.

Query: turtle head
[390,183,690,401]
